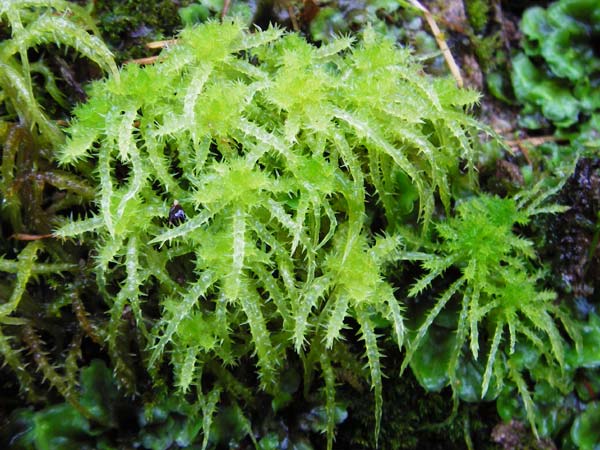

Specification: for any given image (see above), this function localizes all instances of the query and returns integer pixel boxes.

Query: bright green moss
[55,20,486,446]
[402,192,575,438]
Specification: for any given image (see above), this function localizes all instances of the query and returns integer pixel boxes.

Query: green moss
[55,20,487,446]
[0,0,117,144]
[465,0,491,34]
[470,32,503,73]
[92,0,195,62]
[401,191,573,437]
[1,8,585,448]
[336,339,499,450]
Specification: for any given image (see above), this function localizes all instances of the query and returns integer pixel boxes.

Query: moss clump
[401,190,575,438]
[92,0,194,62]
[0,0,117,144]
[336,337,499,450]
[465,0,491,33]
[55,19,485,447]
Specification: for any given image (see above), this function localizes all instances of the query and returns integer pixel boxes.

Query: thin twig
[504,135,568,166]
[221,0,231,19]
[504,135,565,147]
[145,39,178,49]
[282,0,300,32]
[11,233,55,241]
[125,55,160,65]
[406,0,463,88]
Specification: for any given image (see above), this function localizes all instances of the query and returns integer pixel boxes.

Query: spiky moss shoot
[0,0,118,145]
[56,20,486,446]
[402,193,575,438]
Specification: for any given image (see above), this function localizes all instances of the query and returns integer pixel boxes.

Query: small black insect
[168,200,186,226]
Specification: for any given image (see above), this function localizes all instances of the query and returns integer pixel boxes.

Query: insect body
[168,200,186,226]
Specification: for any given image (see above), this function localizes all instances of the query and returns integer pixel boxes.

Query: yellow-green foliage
[55,20,486,446]
[0,0,117,144]
[402,189,575,437]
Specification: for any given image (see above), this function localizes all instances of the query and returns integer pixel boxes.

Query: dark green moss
[471,32,504,73]
[464,0,490,34]
[92,0,195,62]
[335,339,499,450]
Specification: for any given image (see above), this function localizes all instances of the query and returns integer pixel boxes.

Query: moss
[464,0,491,34]
[335,339,499,450]
[54,20,488,447]
[471,32,504,73]
[92,0,195,62]
[0,0,117,144]
[1,7,586,448]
